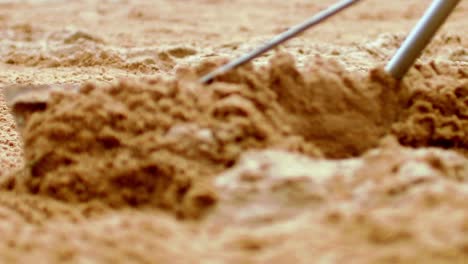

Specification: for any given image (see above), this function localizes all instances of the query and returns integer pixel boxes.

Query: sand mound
[9,53,345,218]
[3,52,409,218]
[8,50,467,220]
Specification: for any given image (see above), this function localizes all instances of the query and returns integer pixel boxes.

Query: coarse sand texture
[0,0,466,263]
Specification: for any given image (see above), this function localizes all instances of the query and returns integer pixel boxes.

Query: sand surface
[0,0,467,263]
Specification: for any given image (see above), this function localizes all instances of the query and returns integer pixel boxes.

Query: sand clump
[265,53,407,157]
[393,60,468,156]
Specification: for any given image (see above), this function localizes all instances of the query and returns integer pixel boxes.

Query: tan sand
[0,0,467,263]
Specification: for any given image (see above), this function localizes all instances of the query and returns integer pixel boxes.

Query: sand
[0,0,467,263]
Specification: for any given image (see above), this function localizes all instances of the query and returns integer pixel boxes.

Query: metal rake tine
[199,0,363,84]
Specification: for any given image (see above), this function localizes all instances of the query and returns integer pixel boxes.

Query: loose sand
[0,0,467,263]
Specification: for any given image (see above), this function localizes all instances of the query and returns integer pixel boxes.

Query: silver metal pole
[199,0,363,84]
[385,0,461,79]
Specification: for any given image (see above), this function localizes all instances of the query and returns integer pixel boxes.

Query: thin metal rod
[385,0,461,79]
[200,0,363,84]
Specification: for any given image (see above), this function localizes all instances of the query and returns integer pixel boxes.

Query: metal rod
[385,0,461,79]
[199,0,363,84]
